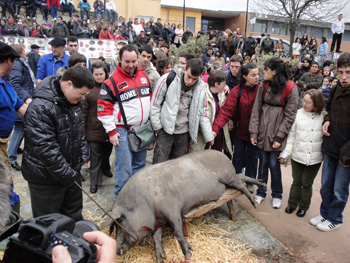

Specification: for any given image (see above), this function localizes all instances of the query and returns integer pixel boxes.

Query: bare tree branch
[250,0,349,56]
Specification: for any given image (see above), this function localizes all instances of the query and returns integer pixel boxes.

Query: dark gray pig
[103,150,266,262]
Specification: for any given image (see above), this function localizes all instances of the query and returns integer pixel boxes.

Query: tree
[250,0,349,57]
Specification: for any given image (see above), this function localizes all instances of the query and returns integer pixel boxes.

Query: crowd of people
[0,7,349,262]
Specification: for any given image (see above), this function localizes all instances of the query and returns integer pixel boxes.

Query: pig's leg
[220,173,258,207]
[152,227,166,263]
[235,173,267,189]
[168,217,192,260]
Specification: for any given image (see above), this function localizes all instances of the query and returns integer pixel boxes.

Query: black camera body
[2,213,99,263]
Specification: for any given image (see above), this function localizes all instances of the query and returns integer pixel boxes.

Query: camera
[2,213,100,263]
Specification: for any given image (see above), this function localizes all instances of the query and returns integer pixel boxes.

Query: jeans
[50,5,58,19]
[231,136,258,185]
[106,9,116,22]
[256,149,283,199]
[80,8,90,20]
[114,127,147,198]
[94,9,104,20]
[320,154,350,224]
[8,122,24,163]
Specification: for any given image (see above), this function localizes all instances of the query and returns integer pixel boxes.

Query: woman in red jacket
[212,63,260,193]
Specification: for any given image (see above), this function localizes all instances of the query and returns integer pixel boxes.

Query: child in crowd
[278,90,325,217]
[321,76,332,105]
[322,66,333,78]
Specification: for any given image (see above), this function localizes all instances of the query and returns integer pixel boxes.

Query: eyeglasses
[301,99,313,106]
[338,71,350,77]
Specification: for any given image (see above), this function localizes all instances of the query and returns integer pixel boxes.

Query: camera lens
[73,221,100,239]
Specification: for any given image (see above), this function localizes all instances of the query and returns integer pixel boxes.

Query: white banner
[0,36,121,59]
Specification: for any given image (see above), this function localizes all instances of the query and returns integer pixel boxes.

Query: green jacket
[298,72,323,90]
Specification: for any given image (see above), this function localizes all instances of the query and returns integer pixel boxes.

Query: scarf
[20,57,36,88]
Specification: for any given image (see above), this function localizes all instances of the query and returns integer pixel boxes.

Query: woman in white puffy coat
[278,89,325,217]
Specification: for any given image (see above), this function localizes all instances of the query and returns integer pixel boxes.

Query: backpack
[262,80,295,107]
[166,71,176,88]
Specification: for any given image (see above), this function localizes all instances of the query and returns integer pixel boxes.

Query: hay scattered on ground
[97,215,265,263]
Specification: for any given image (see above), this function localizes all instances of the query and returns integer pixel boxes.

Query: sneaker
[316,220,340,232]
[33,17,36,20]
[272,198,282,209]
[310,215,326,226]
[254,195,265,205]
[246,184,254,194]
[26,16,30,19]
[101,19,104,22]
[87,19,90,23]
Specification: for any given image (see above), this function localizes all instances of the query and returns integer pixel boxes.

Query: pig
[103,150,266,262]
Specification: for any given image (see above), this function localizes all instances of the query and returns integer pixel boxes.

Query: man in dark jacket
[37,22,51,38]
[27,44,41,77]
[182,26,193,44]
[22,66,94,221]
[52,16,69,38]
[135,30,149,48]
[244,34,256,57]
[261,34,274,54]
[226,55,243,90]
[219,32,229,60]
[298,61,323,90]
[310,53,350,232]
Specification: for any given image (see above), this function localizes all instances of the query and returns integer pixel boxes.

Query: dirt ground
[7,150,350,262]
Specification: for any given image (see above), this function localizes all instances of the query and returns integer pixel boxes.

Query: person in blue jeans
[8,44,35,171]
[249,57,298,209]
[105,0,117,22]
[78,0,91,22]
[93,0,104,22]
[97,45,151,199]
[47,0,60,21]
[310,53,350,232]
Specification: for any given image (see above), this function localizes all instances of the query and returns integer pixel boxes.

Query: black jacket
[9,59,35,122]
[27,50,40,77]
[226,70,240,90]
[322,83,350,165]
[22,76,89,186]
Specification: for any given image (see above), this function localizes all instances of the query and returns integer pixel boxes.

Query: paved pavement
[235,164,350,263]
[8,151,350,262]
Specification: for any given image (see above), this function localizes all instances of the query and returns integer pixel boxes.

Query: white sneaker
[316,220,340,232]
[255,195,265,205]
[310,215,326,226]
[272,198,282,209]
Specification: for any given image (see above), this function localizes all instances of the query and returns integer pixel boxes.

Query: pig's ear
[100,208,122,229]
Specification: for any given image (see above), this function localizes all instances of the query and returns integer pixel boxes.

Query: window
[186,17,195,33]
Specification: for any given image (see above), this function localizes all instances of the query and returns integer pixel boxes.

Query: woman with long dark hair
[213,63,260,193]
[249,57,298,208]
[82,62,113,193]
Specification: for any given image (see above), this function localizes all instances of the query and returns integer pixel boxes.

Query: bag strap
[109,77,129,129]
[166,71,176,89]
